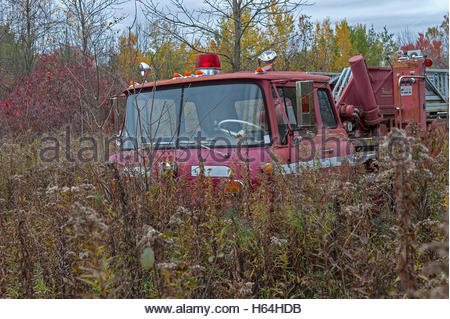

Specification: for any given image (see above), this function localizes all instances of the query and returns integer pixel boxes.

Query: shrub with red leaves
[401,33,446,68]
[0,50,114,135]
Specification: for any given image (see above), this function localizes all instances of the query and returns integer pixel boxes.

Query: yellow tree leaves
[214,2,296,72]
[114,32,199,81]
[305,19,395,72]
[115,33,148,81]
[215,9,266,72]
[334,20,353,71]
[266,2,295,70]
[114,15,397,80]
[148,41,193,79]
[310,19,336,72]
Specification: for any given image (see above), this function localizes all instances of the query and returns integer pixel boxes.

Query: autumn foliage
[0,2,448,301]
[0,128,447,298]
[0,50,115,134]
[401,33,446,68]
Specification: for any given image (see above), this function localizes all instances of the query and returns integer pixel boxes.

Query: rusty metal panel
[393,59,427,128]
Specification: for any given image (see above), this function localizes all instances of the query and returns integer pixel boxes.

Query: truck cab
[108,53,357,185]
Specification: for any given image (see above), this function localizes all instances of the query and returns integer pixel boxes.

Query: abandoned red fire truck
[109,50,448,187]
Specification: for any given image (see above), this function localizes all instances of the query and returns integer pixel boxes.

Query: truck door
[315,87,341,166]
[294,81,320,169]
[296,81,350,169]
[272,82,319,172]
[315,84,353,168]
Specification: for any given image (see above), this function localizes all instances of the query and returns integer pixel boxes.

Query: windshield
[122,83,270,149]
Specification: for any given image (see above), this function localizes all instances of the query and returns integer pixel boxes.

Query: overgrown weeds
[0,128,447,298]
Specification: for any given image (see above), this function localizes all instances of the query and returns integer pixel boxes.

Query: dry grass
[0,128,448,298]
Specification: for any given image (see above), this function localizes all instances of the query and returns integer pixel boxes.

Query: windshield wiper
[178,140,230,159]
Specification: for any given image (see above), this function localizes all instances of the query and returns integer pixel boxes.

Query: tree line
[0,0,448,134]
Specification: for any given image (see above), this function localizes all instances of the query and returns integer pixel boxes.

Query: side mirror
[138,62,151,80]
[295,81,317,135]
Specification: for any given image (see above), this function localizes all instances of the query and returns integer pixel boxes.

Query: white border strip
[0,299,448,319]
[281,153,377,174]
[191,165,231,177]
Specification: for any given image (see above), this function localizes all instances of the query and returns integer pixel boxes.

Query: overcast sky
[116,0,448,35]
[302,0,448,33]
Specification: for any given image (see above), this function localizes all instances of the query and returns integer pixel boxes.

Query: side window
[298,87,315,127]
[282,88,298,125]
[317,89,337,128]
[272,88,297,125]
[272,87,298,144]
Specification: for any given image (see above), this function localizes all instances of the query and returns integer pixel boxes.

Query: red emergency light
[425,58,433,67]
[195,54,222,75]
[196,54,221,68]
